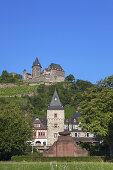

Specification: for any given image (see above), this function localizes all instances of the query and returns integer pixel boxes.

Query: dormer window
[74,119,76,123]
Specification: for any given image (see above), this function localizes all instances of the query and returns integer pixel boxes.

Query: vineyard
[0,85,38,97]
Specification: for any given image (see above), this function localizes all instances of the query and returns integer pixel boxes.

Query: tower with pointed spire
[47,89,65,146]
[32,57,42,78]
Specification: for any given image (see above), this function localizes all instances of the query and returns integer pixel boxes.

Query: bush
[11,154,104,162]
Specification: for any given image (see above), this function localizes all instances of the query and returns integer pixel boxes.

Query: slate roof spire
[32,57,42,67]
[48,88,64,110]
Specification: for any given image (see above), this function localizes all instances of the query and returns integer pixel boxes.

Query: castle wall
[47,110,64,146]
[50,70,65,77]
[24,73,65,83]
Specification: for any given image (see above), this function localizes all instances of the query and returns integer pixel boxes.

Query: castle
[23,58,65,83]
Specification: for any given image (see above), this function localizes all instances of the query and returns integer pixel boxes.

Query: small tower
[23,69,26,80]
[47,89,65,146]
[32,57,42,78]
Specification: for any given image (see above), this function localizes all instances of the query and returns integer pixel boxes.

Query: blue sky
[0,0,113,83]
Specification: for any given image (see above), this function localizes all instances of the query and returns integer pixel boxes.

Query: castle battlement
[23,58,65,83]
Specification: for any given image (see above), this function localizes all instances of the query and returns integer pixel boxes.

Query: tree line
[0,70,22,83]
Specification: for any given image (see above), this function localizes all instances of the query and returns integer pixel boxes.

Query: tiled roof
[48,63,64,71]
[26,73,32,75]
[32,57,42,67]
[32,118,47,130]
[48,89,64,110]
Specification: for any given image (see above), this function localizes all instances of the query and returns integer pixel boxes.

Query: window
[38,132,40,136]
[34,131,36,137]
[54,124,57,128]
[74,118,76,123]
[43,132,45,136]
[64,125,68,129]
[84,133,87,137]
[43,141,46,145]
[54,133,57,138]
[78,133,80,137]
[69,125,72,131]
[87,133,89,137]
[73,125,78,129]
[36,141,41,145]
[75,133,77,137]
[54,113,57,118]
[78,127,82,130]
[34,124,40,128]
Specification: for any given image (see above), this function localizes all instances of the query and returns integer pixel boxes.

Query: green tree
[65,74,75,82]
[76,79,94,92]
[0,70,22,83]
[97,75,113,88]
[0,102,32,160]
[80,86,113,156]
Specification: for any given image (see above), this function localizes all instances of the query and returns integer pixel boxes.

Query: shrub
[11,154,104,162]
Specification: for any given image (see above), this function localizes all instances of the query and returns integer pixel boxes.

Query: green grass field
[0,162,113,170]
[0,85,38,96]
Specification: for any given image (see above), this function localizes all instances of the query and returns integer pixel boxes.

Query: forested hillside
[0,80,94,118]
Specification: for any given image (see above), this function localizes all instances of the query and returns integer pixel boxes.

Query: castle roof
[48,89,64,110]
[48,63,64,71]
[32,57,42,67]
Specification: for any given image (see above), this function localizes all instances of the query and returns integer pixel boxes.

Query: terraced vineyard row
[0,85,38,96]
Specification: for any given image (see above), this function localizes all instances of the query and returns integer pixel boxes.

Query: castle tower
[47,89,64,146]
[23,69,26,80]
[32,57,42,78]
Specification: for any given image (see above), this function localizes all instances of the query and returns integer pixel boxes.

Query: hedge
[11,154,104,162]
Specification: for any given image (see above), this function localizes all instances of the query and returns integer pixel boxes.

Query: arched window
[36,141,41,146]
[43,141,46,145]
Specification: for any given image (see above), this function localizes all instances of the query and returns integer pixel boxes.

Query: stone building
[32,118,47,147]
[32,89,98,149]
[23,57,65,83]
[47,89,64,146]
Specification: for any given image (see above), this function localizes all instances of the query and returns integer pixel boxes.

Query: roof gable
[48,89,64,110]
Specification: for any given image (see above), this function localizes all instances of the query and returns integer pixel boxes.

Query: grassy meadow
[0,162,113,170]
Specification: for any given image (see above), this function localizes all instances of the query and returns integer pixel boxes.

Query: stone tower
[23,69,26,80]
[47,89,64,146]
[32,57,42,78]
